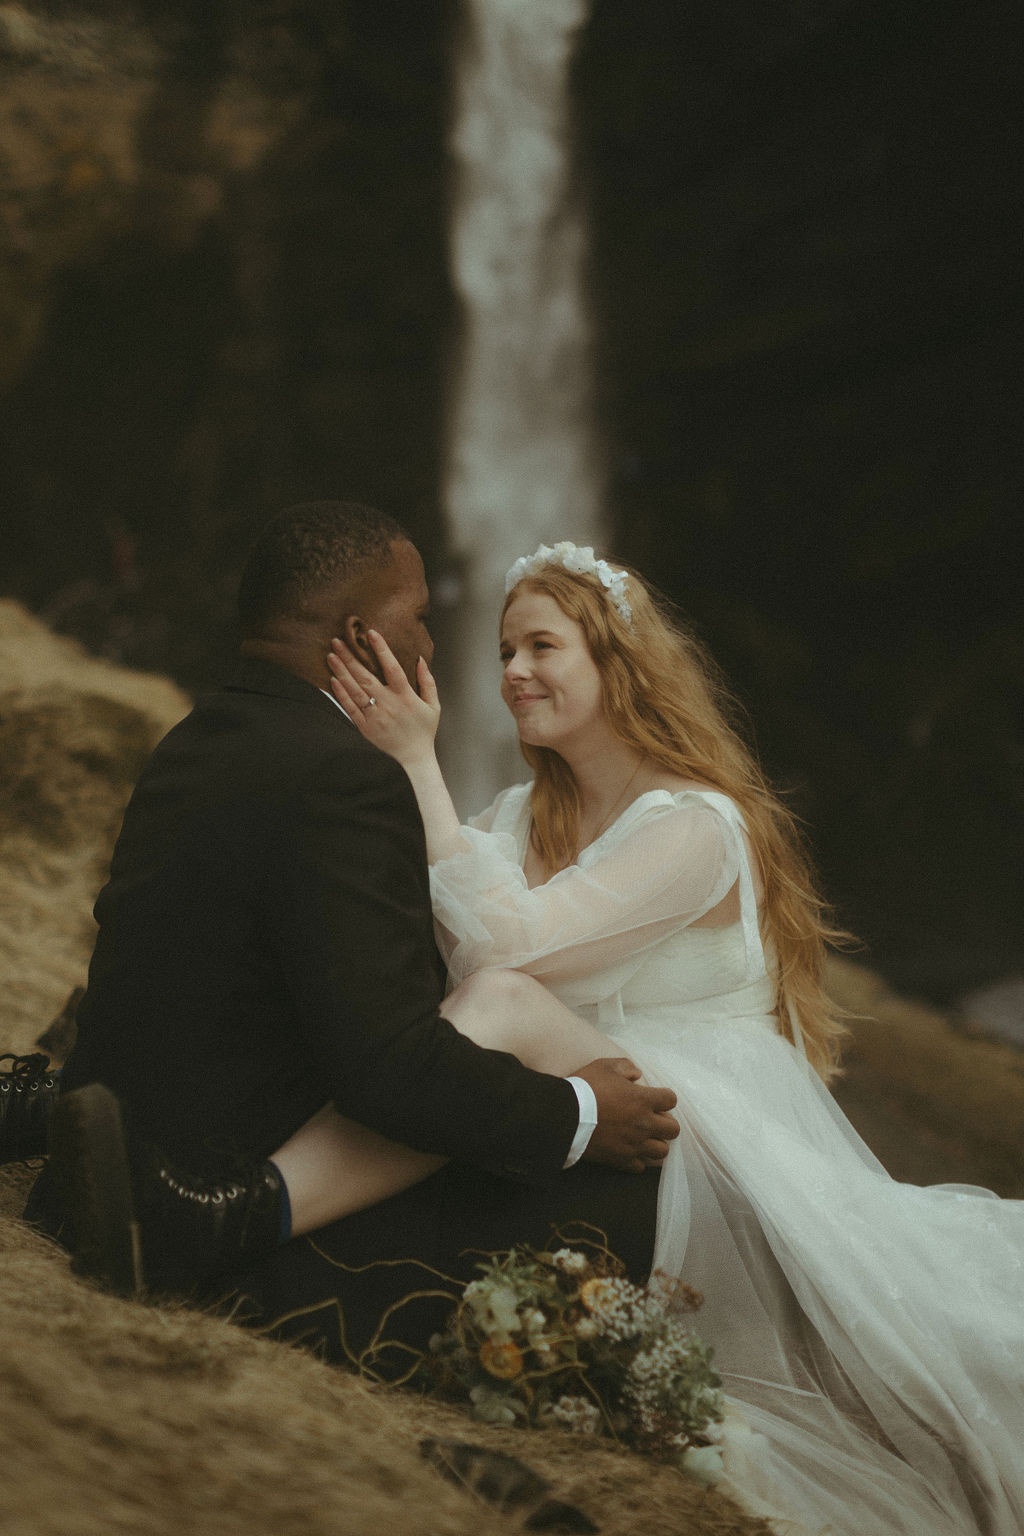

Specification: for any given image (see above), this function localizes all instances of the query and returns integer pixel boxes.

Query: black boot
[47,1082,285,1298]
[137,1152,285,1297]
[0,1053,60,1163]
[47,1079,142,1297]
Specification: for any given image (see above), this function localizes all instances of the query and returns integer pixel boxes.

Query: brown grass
[0,1164,770,1536]
[827,955,1024,1197]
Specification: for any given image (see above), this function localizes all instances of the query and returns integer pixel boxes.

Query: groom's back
[61,663,438,1171]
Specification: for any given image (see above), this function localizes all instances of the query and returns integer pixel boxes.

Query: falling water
[440,0,604,814]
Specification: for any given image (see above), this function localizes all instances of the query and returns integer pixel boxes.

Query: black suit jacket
[57,657,579,1181]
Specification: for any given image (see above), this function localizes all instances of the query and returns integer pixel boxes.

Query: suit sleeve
[260,743,579,1181]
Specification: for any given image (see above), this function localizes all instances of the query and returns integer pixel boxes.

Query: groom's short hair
[238,501,408,635]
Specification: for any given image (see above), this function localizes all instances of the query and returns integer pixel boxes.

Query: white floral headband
[504,541,633,625]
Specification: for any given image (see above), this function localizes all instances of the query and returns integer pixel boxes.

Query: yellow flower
[580,1278,612,1313]
[480,1339,524,1380]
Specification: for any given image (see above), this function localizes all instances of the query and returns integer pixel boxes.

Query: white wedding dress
[429,783,1024,1536]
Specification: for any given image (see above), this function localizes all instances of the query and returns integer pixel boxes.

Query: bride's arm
[432,805,741,988]
[329,633,743,987]
[326,630,469,864]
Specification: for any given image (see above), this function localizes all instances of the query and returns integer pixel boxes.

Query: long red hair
[502,562,849,1081]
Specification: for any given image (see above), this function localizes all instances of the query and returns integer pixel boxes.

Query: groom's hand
[576,1058,679,1173]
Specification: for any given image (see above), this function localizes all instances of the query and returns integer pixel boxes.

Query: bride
[296,540,1022,1536]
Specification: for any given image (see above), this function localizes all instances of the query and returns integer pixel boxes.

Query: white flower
[551,1395,603,1434]
[556,541,592,575]
[680,1444,725,1487]
[574,1317,599,1341]
[504,542,633,625]
[521,1308,549,1342]
[582,1275,659,1341]
[551,1248,589,1275]
[464,1279,521,1340]
[520,1307,556,1359]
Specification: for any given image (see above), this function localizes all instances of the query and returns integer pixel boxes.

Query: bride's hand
[327,630,440,766]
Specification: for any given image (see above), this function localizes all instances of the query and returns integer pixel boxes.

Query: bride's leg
[270,1106,446,1239]
[274,970,616,1237]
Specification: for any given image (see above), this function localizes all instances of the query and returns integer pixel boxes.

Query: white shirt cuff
[563,1076,598,1167]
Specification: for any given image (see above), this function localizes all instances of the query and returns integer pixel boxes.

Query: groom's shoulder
[174,658,344,744]
[144,658,402,796]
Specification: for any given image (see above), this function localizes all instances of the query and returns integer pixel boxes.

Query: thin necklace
[587,758,645,846]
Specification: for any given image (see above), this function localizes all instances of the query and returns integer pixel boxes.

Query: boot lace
[0,1052,56,1093]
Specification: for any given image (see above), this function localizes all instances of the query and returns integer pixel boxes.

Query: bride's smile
[499,591,607,752]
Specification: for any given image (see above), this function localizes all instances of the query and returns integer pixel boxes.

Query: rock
[0,601,189,1053]
[419,1439,598,1532]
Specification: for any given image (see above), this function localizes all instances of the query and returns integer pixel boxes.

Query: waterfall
[440,0,603,815]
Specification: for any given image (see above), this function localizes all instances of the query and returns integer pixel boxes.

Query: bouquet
[422,1237,726,1488]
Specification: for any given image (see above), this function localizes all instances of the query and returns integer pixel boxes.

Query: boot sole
[48,1083,143,1298]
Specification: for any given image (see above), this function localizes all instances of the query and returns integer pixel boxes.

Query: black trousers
[215,1159,662,1376]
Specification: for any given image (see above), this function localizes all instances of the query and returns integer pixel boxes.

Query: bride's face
[500,591,606,751]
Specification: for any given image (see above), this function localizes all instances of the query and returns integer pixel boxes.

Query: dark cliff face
[0,0,455,673]
[0,0,1021,997]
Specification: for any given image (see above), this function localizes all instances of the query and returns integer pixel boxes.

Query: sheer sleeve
[465,783,528,835]
[430,791,740,989]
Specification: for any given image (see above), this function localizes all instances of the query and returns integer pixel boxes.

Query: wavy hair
[501,563,849,1081]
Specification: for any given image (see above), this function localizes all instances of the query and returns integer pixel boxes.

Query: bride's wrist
[395,747,441,777]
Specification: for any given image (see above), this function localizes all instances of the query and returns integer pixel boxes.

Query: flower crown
[504,541,633,625]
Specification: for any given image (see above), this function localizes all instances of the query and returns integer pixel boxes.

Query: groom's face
[356,538,434,685]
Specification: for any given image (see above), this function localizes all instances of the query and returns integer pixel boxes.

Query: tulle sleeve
[464,783,528,836]
[430,789,740,989]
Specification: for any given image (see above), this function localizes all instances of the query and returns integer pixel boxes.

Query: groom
[28,501,673,1364]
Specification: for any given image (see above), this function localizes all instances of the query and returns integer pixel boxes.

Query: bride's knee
[449,967,540,1011]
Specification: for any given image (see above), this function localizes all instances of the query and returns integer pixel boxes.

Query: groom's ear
[341,613,384,679]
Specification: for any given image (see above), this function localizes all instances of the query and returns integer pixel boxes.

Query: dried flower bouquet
[421,1234,727,1488]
